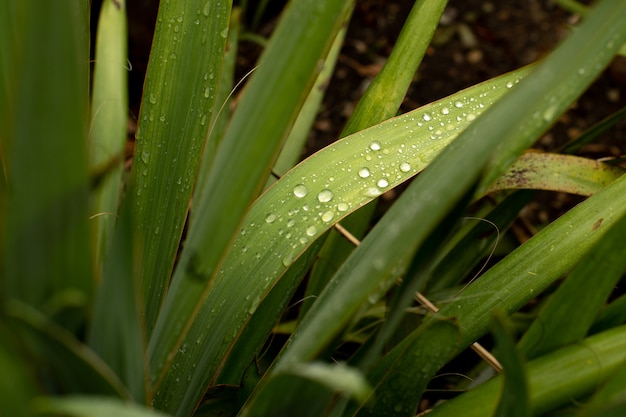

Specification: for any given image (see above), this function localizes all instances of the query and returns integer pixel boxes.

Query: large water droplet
[358,167,371,178]
[321,211,334,222]
[293,184,308,198]
[454,100,463,108]
[370,141,381,151]
[149,94,158,104]
[377,178,389,188]
[204,87,210,98]
[202,1,210,16]
[399,162,411,172]
[441,107,450,115]
[337,203,348,212]
[141,151,150,164]
[265,213,276,223]
[317,189,334,203]
[423,113,432,121]
[364,187,382,197]
[306,226,317,236]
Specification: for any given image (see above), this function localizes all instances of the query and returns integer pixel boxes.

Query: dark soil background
[103,0,626,227]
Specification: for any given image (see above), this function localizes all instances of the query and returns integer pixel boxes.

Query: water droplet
[293,184,308,198]
[337,203,348,212]
[177,177,182,184]
[204,87,210,98]
[370,141,381,151]
[455,101,463,108]
[202,1,210,16]
[220,28,228,38]
[287,219,296,228]
[300,237,308,244]
[358,167,371,178]
[154,226,160,235]
[466,114,476,121]
[505,81,514,88]
[542,105,558,122]
[194,19,200,25]
[306,226,317,236]
[149,94,158,104]
[377,178,389,188]
[142,168,148,176]
[265,213,276,223]
[364,187,382,197]
[159,115,166,122]
[423,113,432,121]
[141,151,150,163]
[282,254,294,267]
[441,107,450,115]
[321,211,334,222]
[317,189,333,203]
[399,162,411,172]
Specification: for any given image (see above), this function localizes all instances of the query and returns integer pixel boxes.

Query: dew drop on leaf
[293,184,308,198]
[369,141,381,151]
[306,226,317,236]
[399,162,411,172]
[321,211,334,222]
[377,178,389,188]
[265,213,276,223]
[317,189,334,203]
[358,167,371,178]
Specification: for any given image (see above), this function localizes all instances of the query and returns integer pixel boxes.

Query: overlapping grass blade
[304,0,449,318]
[148,1,353,414]
[88,0,128,277]
[191,8,240,226]
[5,301,130,398]
[129,0,232,333]
[487,152,624,196]
[425,325,626,417]
[517,211,626,359]
[166,65,527,398]
[263,2,626,415]
[491,311,530,417]
[35,396,172,417]
[575,358,626,417]
[1,0,91,318]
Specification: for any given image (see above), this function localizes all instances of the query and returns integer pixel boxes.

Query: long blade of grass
[517,209,626,359]
[130,0,231,333]
[491,311,530,417]
[1,0,92,318]
[575,358,626,417]
[424,325,626,417]
[304,0,449,318]
[5,301,130,398]
[35,396,172,417]
[487,152,624,196]
[148,1,353,414]
[263,2,626,415]
[88,0,128,277]
[154,66,528,414]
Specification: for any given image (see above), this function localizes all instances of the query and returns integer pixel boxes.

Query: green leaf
[88,0,129,277]
[89,199,148,402]
[148,1,353,414]
[517,207,626,359]
[487,152,624,196]
[35,396,172,417]
[1,0,92,317]
[425,325,626,417]
[4,301,130,398]
[575,358,626,417]
[491,310,530,417]
[239,363,371,417]
[130,0,232,333]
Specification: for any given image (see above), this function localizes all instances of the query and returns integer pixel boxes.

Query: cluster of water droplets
[220,73,525,314]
